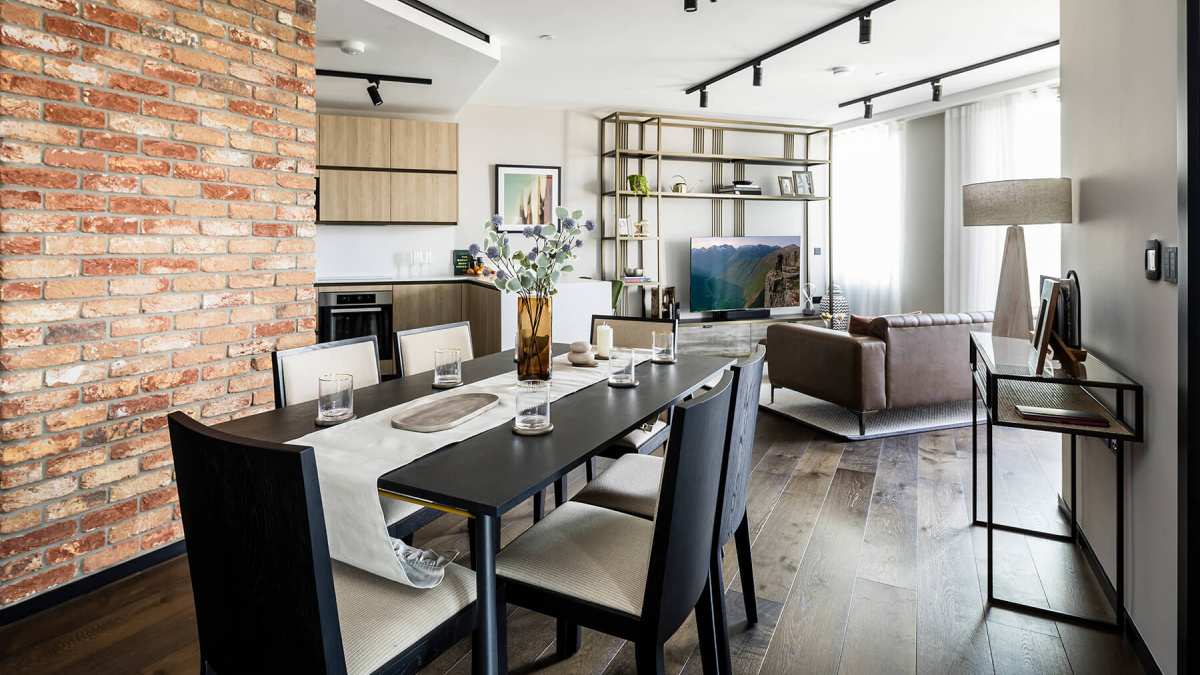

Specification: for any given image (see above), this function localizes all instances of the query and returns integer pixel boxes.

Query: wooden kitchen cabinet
[392,120,457,171]
[391,173,457,224]
[318,169,391,222]
[461,282,501,357]
[318,115,391,168]
[392,283,463,333]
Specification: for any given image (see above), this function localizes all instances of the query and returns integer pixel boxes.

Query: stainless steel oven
[318,290,394,375]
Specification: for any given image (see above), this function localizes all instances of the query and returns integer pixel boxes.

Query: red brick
[202,392,251,417]
[45,447,107,477]
[143,60,200,86]
[1,25,79,58]
[108,393,169,419]
[81,540,138,573]
[82,87,138,113]
[44,193,107,211]
[81,45,140,72]
[173,162,225,182]
[0,564,77,604]
[109,507,170,541]
[141,521,184,549]
[82,131,138,154]
[110,32,171,61]
[82,339,138,360]
[109,156,171,176]
[0,555,42,583]
[83,173,139,193]
[44,15,105,44]
[0,167,77,189]
[80,499,137,530]
[141,218,198,235]
[110,315,171,337]
[45,532,105,565]
[0,301,78,325]
[45,405,107,433]
[141,257,198,274]
[142,140,197,160]
[43,234,104,254]
[81,377,139,402]
[109,430,169,458]
[81,257,138,276]
[142,294,199,313]
[45,321,106,344]
[109,354,170,378]
[80,459,137,488]
[0,118,77,145]
[110,196,170,215]
[0,510,42,535]
[0,476,76,513]
[1,520,76,557]
[83,3,140,32]
[109,276,169,295]
[80,297,139,317]
[1,462,41,490]
[109,468,171,500]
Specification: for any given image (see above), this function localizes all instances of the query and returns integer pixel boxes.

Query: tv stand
[678,312,823,357]
[716,308,770,321]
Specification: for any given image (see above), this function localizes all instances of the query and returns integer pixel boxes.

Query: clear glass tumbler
[318,373,354,422]
[608,347,636,385]
[515,380,551,430]
[652,331,675,363]
[434,348,462,387]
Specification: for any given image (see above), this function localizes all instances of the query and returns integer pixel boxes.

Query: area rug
[759,382,986,441]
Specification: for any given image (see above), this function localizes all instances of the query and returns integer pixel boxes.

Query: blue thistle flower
[496,269,508,280]
[490,214,504,228]
[503,236,510,246]
[486,245,500,259]
[468,243,480,257]
[522,225,538,238]
[562,217,577,230]
[529,246,539,257]
[560,243,571,254]
[574,240,583,248]
[583,219,597,232]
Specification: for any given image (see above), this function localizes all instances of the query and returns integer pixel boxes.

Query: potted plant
[472,208,595,380]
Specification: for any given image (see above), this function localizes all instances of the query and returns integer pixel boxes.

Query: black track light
[685,0,697,11]
[367,78,383,106]
[752,63,763,87]
[931,80,943,102]
[863,100,874,119]
[699,88,709,108]
[858,13,872,44]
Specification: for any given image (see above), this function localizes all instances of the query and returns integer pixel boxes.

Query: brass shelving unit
[600,112,833,317]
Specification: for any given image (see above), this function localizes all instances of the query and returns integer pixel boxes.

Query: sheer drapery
[832,121,906,316]
[944,88,1061,314]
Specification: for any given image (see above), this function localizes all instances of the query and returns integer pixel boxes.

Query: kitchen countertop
[315,275,499,288]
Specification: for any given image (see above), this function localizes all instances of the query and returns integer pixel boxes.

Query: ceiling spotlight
[338,40,365,55]
[685,0,697,11]
[858,13,872,44]
[699,88,709,108]
[863,100,874,119]
[752,63,763,87]
[367,78,382,106]
[832,66,852,78]
[931,80,943,101]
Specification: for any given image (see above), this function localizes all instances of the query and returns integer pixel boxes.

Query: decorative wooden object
[390,393,500,433]
[1050,330,1088,378]
[993,225,1034,339]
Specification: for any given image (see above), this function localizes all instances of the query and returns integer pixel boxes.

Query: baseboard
[1057,497,1163,675]
[0,540,186,629]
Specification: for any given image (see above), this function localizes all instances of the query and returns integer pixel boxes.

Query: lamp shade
[962,178,1072,227]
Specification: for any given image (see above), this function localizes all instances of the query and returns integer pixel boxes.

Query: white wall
[901,113,946,313]
[1061,0,1179,670]
[315,104,602,280]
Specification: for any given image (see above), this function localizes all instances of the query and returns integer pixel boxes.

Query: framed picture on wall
[495,164,561,232]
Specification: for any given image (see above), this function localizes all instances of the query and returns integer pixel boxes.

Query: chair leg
[694,574,719,674]
[710,548,733,674]
[556,618,582,659]
[466,519,476,570]
[585,457,596,482]
[533,489,545,522]
[734,512,758,626]
[400,533,414,546]
[635,641,666,675]
[554,476,568,507]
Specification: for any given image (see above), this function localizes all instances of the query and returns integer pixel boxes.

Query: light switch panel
[1146,239,1161,280]
[1165,246,1179,283]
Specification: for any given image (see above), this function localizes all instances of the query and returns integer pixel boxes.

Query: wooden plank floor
[0,412,1147,675]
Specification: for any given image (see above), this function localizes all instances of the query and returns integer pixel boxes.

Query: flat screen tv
[690,236,802,312]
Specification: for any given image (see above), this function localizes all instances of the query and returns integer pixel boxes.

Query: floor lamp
[962,178,1073,340]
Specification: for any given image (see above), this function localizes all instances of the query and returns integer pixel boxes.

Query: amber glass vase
[517,295,552,381]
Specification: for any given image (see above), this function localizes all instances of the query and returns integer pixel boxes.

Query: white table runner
[289,353,647,587]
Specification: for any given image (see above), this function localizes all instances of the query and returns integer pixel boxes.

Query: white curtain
[944,88,1061,314]
[833,121,906,316]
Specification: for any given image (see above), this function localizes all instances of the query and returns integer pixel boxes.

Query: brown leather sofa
[765,311,994,434]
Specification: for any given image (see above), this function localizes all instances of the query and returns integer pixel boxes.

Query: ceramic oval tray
[391,393,499,433]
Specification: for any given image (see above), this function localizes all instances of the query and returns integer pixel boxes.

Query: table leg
[1117,441,1125,630]
[986,415,994,603]
[1070,435,1077,540]
[472,513,505,675]
[554,476,568,508]
[972,383,978,523]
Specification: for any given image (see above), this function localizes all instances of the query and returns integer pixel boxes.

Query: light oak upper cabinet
[392,120,457,171]
[319,170,390,222]
[391,173,457,224]
[319,115,391,168]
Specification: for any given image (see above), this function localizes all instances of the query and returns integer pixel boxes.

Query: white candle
[596,324,613,358]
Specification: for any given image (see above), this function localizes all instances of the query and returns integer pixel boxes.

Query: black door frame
[1180,0,1197,670]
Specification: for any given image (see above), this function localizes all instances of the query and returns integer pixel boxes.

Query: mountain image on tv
[691,236,802,312]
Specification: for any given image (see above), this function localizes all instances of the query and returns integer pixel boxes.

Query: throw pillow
[849,314,875,335]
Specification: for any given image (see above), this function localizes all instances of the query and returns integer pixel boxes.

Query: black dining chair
[493,371,735,675]
[272,335,444,544]
[572,344,766,673]
[166,412,476,675]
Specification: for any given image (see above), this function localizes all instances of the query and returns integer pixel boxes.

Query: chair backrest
[272,336,381,408]
[590,315,678,350]
[642,371,734,642]
[395,321,474,377]
[716,344,766,545]
[167,412,347,674]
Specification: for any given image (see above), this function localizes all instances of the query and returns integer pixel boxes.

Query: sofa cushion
[848,314,875,335]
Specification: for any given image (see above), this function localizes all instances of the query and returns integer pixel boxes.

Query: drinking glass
[434,348,462,387]
[515,380,551,430]
[318,374,354,422]
[652,331,675,363]
[608,347,635,385]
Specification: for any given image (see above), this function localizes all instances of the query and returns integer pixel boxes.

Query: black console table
[969,332,1143,629]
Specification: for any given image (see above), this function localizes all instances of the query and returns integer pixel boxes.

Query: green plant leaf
[549,271,560,284]
[572,210,583,219]
[501,244,510,257]
[555,206,569,219]
[550,289,559,295]
[562,264,574,272]
[569,228,582,237]
[520,275,534,290]
[540,224,556,237]
[536,252,550,267]
[513,250,525,260]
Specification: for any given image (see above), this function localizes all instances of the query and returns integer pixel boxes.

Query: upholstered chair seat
[571,454,662,518]
[611,419,668,450]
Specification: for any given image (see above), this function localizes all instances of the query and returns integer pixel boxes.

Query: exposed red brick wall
[0,0,316,607]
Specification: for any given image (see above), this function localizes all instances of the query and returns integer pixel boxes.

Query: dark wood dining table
[214,344,733,675]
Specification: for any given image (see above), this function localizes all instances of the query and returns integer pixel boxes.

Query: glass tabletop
[971,331,1139,389]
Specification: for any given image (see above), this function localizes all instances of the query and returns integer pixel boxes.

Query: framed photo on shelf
[1028,278,1061,375]
[792,170,815,196]
[495,164,561,232]
[617,217,630,236]
[778,176,795,196]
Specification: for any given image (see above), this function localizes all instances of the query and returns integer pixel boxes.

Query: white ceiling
[316,0,1059,124]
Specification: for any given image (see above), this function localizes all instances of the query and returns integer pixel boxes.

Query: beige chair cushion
[334,560,475,675]
[495,502,654,617]
[278,341,380,406]
[613,419,667,449]
[591,318,673,350]
[398,325,473,376]
[380,497,424,527]
[573,453,662,519]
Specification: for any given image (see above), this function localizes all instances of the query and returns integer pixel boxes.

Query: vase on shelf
[517,295,552,381]
[819,283,850,331]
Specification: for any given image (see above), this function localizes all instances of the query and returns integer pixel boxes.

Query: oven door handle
[329,307,384,314]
